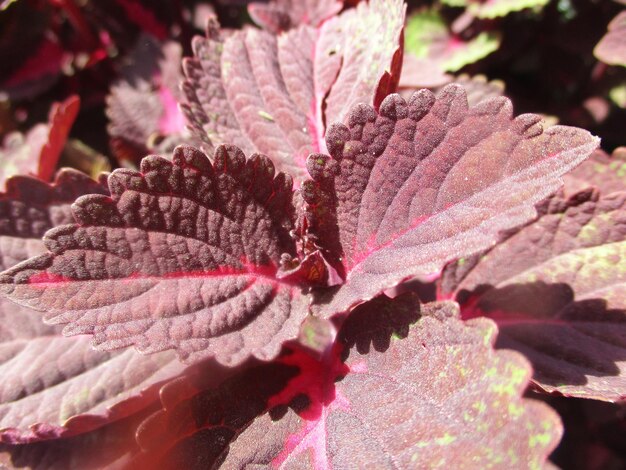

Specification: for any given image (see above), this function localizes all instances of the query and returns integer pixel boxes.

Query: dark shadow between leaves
[337,292,422,359]
[531,391,626,470]
[456,281,626,390]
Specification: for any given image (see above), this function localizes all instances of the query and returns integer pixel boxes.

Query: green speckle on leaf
[529,431,552,448]
[473,400,487,414]
[222,60,232,78]
[60,388,91,422]
[507,449,520,465]
[415,432,457,449]
[507,402,525,418]
[484,366,497,378]
[258,110,275,122]
[435,432,457,446]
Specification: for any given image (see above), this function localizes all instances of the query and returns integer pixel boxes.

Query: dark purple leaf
[0,145,309,366]
[248,0,343,33]
[0,96,80,190]
[305,85,599,318]
[0,38,67,101]
[0,169,108,272]
[127,297,560,469]
[0,301,181,444]
[441,189,626,401]
[595,11,626,67]
[220,299,561,468]
[0,404,154,469]
[107,35,187,165]
[182,0,405,180]
[0,170,185,443]
[131,359,299,469]
[564,147,626,196]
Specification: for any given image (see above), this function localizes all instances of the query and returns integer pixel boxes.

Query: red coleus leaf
[39,96,81,181]
[132,360,299,468]
[564,147,626,196]
[137,297,561,469]
[234,301,561,469]
[0,96,79,190]
[0,171,184,444]
[305,85,599,318]
[0,404,155,469]
[0,302,181,444]
[248,0,343,33]
[0,145,309,366]
[107,35,187,165]
[441,189,626,401]
[594,11,626,67]
[182,0,405,180]
[1,37,67,101]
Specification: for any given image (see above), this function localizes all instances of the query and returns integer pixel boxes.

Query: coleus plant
[0,0,623,468]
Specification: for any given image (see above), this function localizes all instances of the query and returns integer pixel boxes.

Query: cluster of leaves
[0,0,624,468]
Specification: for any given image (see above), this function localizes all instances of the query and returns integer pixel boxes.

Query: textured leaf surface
[399,9,499,89]
[128,298,560,469]
[441,190,626,401]
[107,35,187,164]
[595,11,626,67]
[443,74,505,105]
[0,96,79,190]
[248,0,343,33]
[305,85,599,318]
[0,302,181,444]
[0,171,184,443]
[441,0,550,18]
[564,147,626,196]
[0,169,108,276]
[222,299,560,469]
[182,0,405,180]
[0,145,308,366]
